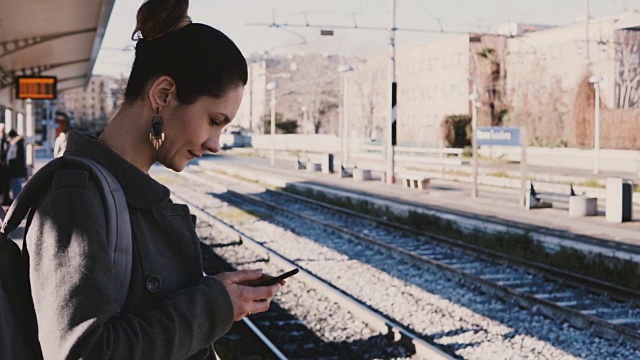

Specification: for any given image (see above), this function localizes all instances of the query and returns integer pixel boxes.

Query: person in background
[5,129,26,200]
[54,117,70,158]
[24,0,286,359]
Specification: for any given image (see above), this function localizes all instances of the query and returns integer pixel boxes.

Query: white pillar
[337,65,354,167]
[343,74,350,166]
[471,84,479,198]
[270,88,276,166]
[520,128,527,207]
[25,99,35,172]
[593,82,600,175]
[16,112,25,136]
[4,108,13,132]
[339,73,346,166]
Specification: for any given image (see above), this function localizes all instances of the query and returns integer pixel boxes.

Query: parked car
[220,129,251,150]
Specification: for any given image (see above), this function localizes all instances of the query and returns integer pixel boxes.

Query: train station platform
[15,148,640,261]
[194,151,640,259]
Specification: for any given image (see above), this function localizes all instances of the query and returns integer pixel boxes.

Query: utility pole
[586,0,591,64]
[267,82,278,166]
[470,83,479,198]
[594,80,600,174]
[386,0,397,185]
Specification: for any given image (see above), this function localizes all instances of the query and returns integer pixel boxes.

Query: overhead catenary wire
[247,21,497,35]
[414,0,490,32]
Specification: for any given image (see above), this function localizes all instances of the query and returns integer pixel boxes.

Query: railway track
[209,179,640,345]
[151,165,640,359]
[167,173,451,359]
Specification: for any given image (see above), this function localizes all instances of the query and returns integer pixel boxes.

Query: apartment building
[58,75,115,132]
[505,11,640,145]
[345,33,507,147]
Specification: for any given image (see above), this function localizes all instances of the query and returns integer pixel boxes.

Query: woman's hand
[213,269,283,321]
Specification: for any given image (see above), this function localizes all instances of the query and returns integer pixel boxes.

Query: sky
[93,0,640,77]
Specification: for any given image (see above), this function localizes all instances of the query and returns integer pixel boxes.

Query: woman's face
[158,86,244,171]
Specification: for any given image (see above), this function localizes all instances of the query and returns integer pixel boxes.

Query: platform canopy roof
[0,0,115,95]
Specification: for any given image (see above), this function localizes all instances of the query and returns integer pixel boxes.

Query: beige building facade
[345,33,507,147]
[505,11,640,146]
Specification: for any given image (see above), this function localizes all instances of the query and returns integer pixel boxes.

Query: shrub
[441,114,472,148]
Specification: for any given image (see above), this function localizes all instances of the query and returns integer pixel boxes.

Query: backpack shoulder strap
[0,156,132,310]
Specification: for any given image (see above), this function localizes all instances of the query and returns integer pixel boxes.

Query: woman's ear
[147,76,176,111]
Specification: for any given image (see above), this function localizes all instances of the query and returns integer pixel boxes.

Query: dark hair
[7,130,17,138]
[124,0,248,105]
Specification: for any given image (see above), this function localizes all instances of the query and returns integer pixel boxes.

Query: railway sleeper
[590,324,624,341]
[533,292,575,300]
[496,279,530,287]
[608,318,640,326]
[479,273,515,280]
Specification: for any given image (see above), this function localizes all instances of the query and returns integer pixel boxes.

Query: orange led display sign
[15,76,57,99]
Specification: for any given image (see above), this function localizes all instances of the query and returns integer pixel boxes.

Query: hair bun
[132,0,191,40]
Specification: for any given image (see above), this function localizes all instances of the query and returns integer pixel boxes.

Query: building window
[576,42,584,57]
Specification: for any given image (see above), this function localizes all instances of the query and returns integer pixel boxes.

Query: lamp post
[301,105,308,133]
[588,74,603,175]
[266,81,279,166]
[469,82,480,198]
[337,64,354,169]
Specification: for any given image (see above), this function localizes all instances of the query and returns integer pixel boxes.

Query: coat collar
[64,131,171,209]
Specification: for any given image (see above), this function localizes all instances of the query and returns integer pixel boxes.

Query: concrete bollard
[321,153,334,174]
[569,196,597,217]
[353,168,372,181]
[606,178,633,223]
[306,163,321,172]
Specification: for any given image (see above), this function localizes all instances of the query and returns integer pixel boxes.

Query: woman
[26,1,284,358]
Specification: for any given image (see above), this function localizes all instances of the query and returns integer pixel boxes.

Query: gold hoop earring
[149,107,165,150]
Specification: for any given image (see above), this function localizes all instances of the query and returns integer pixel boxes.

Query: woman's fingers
[213,270,284,321]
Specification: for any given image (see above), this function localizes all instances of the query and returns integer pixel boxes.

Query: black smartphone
[253,268,299,287]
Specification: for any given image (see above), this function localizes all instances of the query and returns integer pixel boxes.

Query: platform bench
[527,181,597,216]
[400,172,430,190]
[347,163,388,181]
[527,181,575,209]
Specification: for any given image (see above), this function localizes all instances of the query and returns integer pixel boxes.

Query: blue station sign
[476,127,522,146]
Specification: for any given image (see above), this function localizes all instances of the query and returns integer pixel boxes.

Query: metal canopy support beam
[58,75,88,84]
[57,84,85,92]
[0,28,97,60]
[0,58,91,89]
[86,0,117,88]
[246,22,488,35]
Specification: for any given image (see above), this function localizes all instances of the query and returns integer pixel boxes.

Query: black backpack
[0,156,132,359]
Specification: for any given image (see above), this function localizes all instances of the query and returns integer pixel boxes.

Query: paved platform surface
[195,152,640,253]
[17,149,640,255]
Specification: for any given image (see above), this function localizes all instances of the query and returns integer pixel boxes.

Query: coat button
[146,275,162,293]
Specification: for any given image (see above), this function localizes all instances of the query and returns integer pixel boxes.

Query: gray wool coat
[26,131,233,359]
